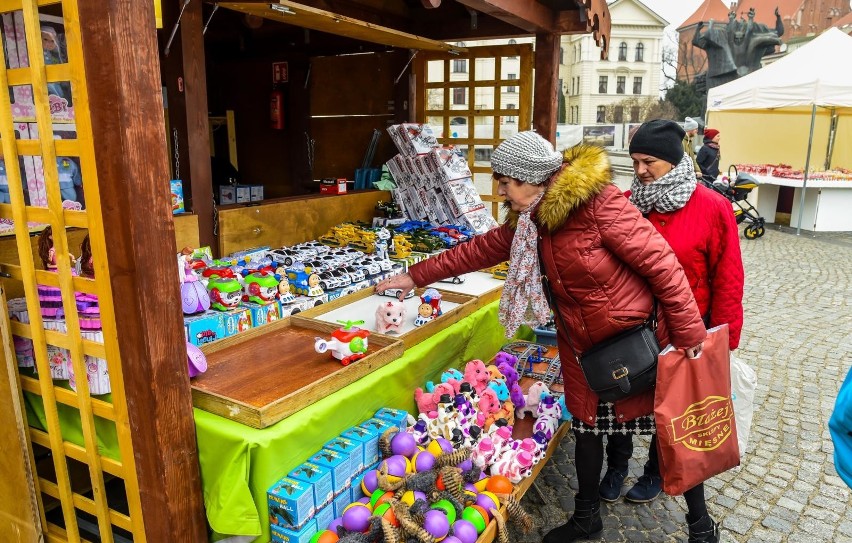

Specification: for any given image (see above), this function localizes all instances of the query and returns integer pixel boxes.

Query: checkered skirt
[572,401,656,435]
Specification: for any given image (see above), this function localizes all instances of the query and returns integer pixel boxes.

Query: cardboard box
[319,178,347,195]
[309,449,351,490]
[185,310,226,347]
[8,298,34,369]
[430,147,472,181]
[220,306,252,338]
[236,185,252,204]
[313,504,334,533]
[388,124,439,157]
[357,418,395,466]
[270,518,317,543]
[324,436,364,475]
[445,177,486,215]
[42,319,71,380]
[288,462,334,510]
[68,330,110,396]
[332,487,352,518]
[461,207,499,235]
[374,407,409,432]
[243,301,281,327]
[341,426,380,466]
[170,180,185,214]
[250,185,265,202]
[268,477,315,530]
[219,185,236,205]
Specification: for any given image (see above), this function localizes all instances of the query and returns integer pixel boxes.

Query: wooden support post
[161,0,215,251]
[533,32,559,144]
[77,1,208,541]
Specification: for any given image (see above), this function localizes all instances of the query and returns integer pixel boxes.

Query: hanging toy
[314,319,370,366]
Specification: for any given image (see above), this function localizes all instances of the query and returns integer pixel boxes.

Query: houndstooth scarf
[628,155,697,214]
[498,192,551,337]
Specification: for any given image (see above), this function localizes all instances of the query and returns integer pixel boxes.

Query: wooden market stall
[0,1,611,542]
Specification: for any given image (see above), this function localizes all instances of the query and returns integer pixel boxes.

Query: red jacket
[410,145,706,426]
[629,185,744,350]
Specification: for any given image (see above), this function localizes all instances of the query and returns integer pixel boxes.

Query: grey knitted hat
[683,117,699,131]
[491,131,563,185]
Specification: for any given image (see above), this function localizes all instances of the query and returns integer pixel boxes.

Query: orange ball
[313,530,339,543]
[471,504,491,523]
[485,474,514,495]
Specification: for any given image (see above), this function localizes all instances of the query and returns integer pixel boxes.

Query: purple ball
[413,490,428,503]
[358,497,371,504]
[457,458,473,472]
[443,538,463,543]
[451,519,479,543]
[476,493,498,513]
[384,455,409,477]
[342,505,371,532]
[391,432,418,458]
[360,470,378,494]
[424,509,450,539]
[327,517,343,533]
[463,483,478,494]
[413,450,436,472]
[436,438,454,455]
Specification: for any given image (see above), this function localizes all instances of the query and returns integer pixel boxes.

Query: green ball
[461,506,487,533]
[309,532,322,543]
[369,488,387,510]
[431,499,457,524]
[373,502,390,517]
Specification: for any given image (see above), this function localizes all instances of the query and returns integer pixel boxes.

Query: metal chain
[172,127,180,180]
[212,195,219,236]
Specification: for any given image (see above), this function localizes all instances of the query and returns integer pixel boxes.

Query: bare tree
[605,96,677,123]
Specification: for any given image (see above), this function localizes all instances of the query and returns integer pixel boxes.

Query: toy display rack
[190,316,403,428]
[427,270,505,306]
[298,287,480,349]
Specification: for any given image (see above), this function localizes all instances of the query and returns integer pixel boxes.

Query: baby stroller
[702,165,766,239]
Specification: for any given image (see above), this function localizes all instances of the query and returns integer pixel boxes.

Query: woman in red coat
[376,131,713,542]
[600,120,742,541]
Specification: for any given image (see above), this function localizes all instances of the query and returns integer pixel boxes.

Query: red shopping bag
[654,325,740,496]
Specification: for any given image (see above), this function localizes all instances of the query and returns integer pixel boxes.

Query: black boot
[543,496,603,543]
[687,514,719,543]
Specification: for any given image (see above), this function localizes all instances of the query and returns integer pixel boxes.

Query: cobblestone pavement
[509,226,852,542]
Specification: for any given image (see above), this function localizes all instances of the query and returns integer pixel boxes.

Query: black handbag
[538,246,660,403]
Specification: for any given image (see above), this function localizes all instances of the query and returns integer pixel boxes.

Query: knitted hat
[683,117,699,131]
[704,128,720,140]
[491,131,563,185]
[629,119,685,166]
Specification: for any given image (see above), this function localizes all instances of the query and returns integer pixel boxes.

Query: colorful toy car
[242,271,280,304]
[207,276,243,311]
[287,269,324,297]
[314,319,370,365]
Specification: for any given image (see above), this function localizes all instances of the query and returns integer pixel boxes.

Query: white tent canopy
[707,28,852,112]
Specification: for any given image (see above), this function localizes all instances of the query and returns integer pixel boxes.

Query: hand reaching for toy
[375,273,416,301]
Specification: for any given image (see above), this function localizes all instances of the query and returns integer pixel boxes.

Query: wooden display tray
[428,271,504,306]
[191,316,404,428]
[298,287,480,349]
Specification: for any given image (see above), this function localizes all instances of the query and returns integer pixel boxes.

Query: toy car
[269,247,314,267]
[302,260,333,274]
[410,235,444,253]
[317,271,345,291]
[295,241,329,255]
[314,320,370,366]
[338,266,366,283]
[328,269,353,287]
[364,255,393,272]
[378,288,415,299]
[438,275,466,285]
[352,259,381,276]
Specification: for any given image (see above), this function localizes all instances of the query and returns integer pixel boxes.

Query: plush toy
[425,368,463,392]
[533,395,562,440]
[488,379,510,402]
[375,299,406,334]
[557,395,573,422]
[476,387,501,428]
[487,364,505,382]
[460,359,490,394]
[516,381,550,419]
[485,399,516,432]
[414,382,455,415]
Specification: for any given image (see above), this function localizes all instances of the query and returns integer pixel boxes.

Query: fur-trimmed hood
[505,144,613,232]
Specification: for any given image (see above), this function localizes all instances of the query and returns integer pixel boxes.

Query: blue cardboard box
[313,504,334,533]
[268,476,315,530]
[374,407,409,431]
[271,518,317,543]
[288,462,333,510]
[184,311,225,347]
[310,449,351,490]
[324,436,364,475]
[357,418,394,466]
[170,180,185,214]
[350,471,367,502]
[341,426,380,466]
[332,486,352,517]
[244,301,282,327]
[220,306,252,337]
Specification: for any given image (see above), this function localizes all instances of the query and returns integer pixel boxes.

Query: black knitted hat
[629,119,686,166]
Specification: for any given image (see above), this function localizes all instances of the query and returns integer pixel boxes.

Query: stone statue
[692,7,784,91]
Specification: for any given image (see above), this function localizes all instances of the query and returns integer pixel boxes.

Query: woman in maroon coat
[376,131,715,542]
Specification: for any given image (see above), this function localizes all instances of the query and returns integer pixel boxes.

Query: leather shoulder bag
[538,244,660,403]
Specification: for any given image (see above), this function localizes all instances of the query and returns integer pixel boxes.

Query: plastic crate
[533,326,557,346]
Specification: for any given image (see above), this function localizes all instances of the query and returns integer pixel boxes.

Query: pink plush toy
[476,387,501,428]
[516,381,550,419]
[375,299,406,334]
[414,382,455,415]
[462,359,490,394]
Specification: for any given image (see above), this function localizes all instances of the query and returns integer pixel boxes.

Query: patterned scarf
[628,155,697,214]
[498,192,551,337]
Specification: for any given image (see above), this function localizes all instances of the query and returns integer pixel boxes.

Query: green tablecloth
[196,300,525,542]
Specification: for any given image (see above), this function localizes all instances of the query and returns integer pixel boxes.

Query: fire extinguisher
[270,86,285,130]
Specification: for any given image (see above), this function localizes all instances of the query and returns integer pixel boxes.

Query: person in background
[600,120,743,543]
[376,131,713,542]
[697,128,722,180]
[683,117,701,177]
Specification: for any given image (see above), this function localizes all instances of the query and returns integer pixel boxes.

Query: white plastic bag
[730,353,757,457]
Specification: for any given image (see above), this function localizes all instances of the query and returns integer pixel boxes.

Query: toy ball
[369,489,393,510]
[400,490,428,506]
[475,491,500,513]
[360,470,379,495]
[485,474,513,495]
[461,506,488,533]
[412,450,436,472]
[385,454,411,476]
[413,490,428,503]
[327,517,343,533]
[310,531,339,543]
[426,439,444,457]
[451,519,479,543]
[342,503,372,532]
[357,497,371,505]
[436,438,454,455]
[443,538,463,543]
[344,501,371,514]
[424,509,450,540]
[372,502,399,527]
[431,499,457,524]
[391,432,418,457]
[457,458,473,472]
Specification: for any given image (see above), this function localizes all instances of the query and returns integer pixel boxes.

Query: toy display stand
[427,271,505,305]
[190,316,403,428]
[298,287,479,349]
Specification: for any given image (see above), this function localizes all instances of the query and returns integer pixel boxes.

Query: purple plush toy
[495,353,525,409]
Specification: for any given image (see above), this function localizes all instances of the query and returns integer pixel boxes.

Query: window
[618,42,627,61]
[505,102,516,123]
[614,106,624,123]
[616,76,626,94]
[576,76,580,92]
[474,148,492,161]
[560,47,565,64]
[507,73,517,93]
[508,38,518,59]
[598,75,608,94]
[635,43,644,62]
[633,76,643,95]
[630,106,640,123]
[452,59,467,73]
[452,88,466,105]
[596,106,605,123]
[450,117,467,125]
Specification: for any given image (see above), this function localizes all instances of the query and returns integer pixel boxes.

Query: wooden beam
[533,32,559,144]
[454,0,556,33]
[76,0,208,541]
